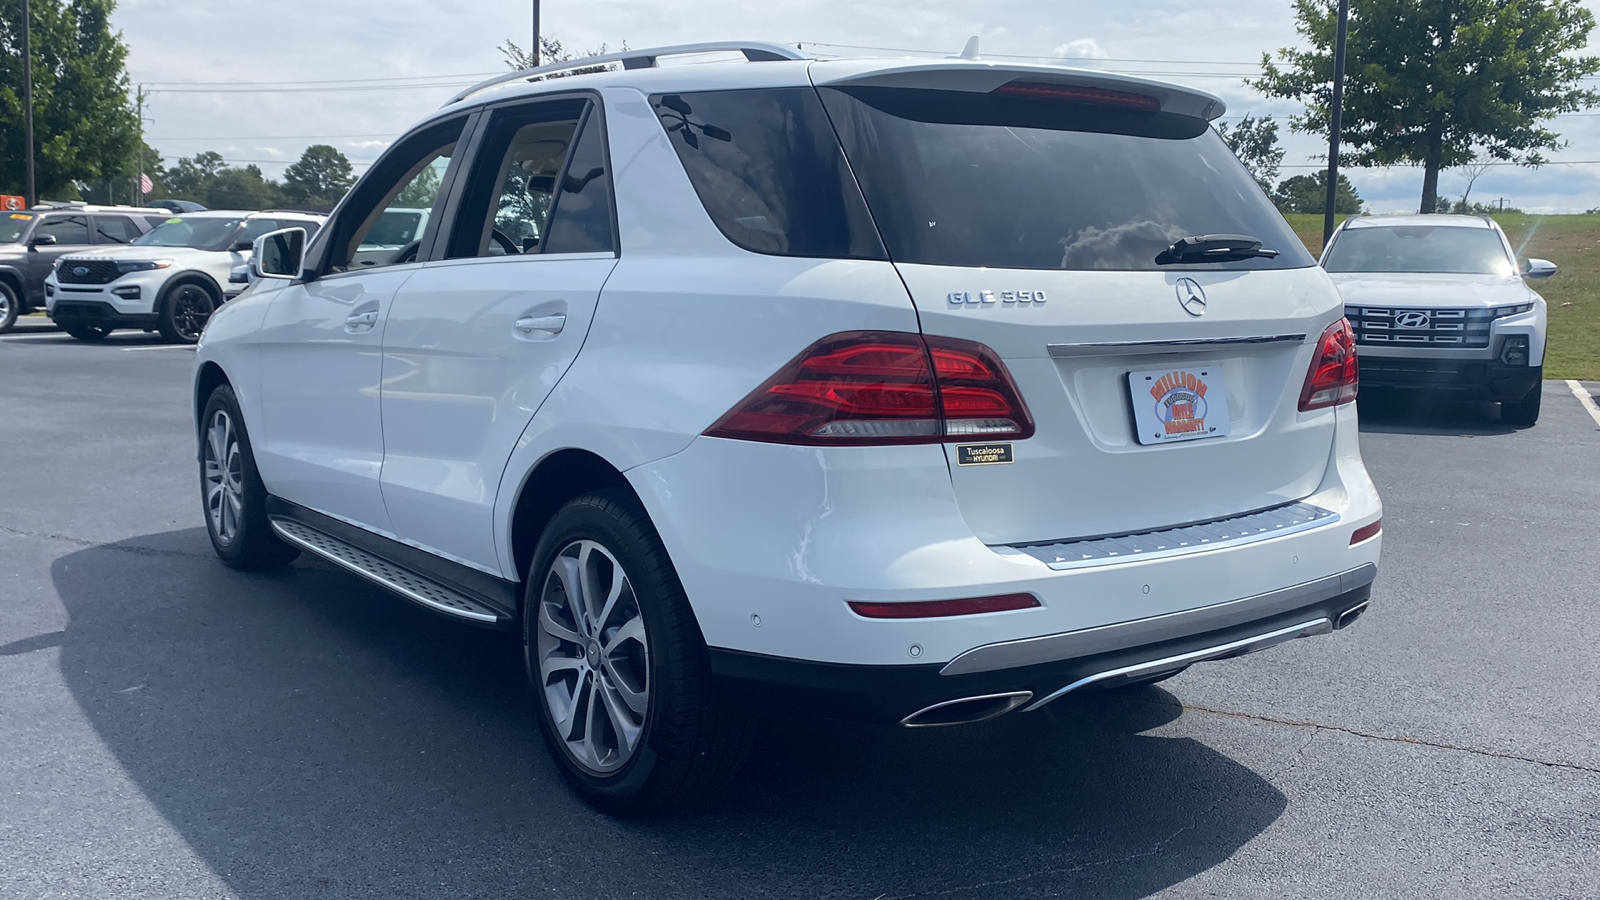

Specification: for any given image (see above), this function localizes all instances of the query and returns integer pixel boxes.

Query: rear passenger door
[378,95,620,575]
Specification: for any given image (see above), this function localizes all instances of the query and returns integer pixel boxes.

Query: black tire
[0,281,18,333]
[524,490,755,815]
[198,384,300,570]
[1501,375,1542,427]
[159,279,219,344]
[63,324,112,342]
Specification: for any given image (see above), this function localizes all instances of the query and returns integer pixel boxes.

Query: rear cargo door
[816,75,1342,546]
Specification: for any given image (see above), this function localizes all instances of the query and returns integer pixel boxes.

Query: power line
[149,133,399,141]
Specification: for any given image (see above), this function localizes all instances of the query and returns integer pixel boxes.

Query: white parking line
[1567,380,1600,429]
[0,332,67,341]
[120,344,194,352]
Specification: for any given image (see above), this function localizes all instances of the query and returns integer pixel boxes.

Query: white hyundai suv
[1321,214,1553,425]
[192,42,1382,813]
[47,209,325,342]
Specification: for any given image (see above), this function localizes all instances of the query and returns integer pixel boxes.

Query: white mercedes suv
[47,209,325,343]
[192,42,1383,813]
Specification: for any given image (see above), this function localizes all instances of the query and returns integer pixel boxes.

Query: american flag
[139,173,153,195]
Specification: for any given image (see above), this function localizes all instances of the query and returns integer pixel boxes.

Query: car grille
[1346,306,1493,348]
[56,260,122,285]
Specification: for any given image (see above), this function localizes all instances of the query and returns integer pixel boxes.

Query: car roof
[407,42,1226,132]
[1344,214,1496,230]
[159,210,323,221]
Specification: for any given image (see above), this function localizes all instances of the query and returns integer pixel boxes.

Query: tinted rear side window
[651,89,885,260]
[818,86,1314,271]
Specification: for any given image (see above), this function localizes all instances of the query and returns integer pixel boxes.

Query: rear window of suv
[819,86,1313,271]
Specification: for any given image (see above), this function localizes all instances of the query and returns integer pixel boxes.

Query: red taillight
[991,80,1162,111]
[705,332,1034,446]
[1299,318,1360,412]
[1350,520,1382,545]
[848,593,1041,619]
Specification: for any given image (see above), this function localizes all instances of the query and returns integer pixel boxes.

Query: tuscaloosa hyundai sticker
[1128,367,1232,445]
[956,443,1014,466]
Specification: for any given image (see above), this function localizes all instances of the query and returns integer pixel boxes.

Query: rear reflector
[704,331,1034,446]
[1299,317,1360,411]
[991,81,1162,111]
[848,593,1041,619]
[1350,520,1382,546]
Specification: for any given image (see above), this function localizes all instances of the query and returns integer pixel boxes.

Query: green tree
[164,150,225,201]
[0,0,139,198]
[204,164,283,210]
[282,144,354,206]
[1273,170,1364,215]
[1252,0,1600,214]
[499,35,626,75]
[1216,114,1285,194]
[75,140,162,204]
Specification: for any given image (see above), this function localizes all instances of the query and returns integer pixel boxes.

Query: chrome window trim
[1047,333,1306,358]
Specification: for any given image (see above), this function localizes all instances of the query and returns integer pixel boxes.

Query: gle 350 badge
[1127,367,1232,446]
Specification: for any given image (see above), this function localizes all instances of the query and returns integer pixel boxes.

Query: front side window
[1323,226,1515,277]
[37,215,90,245]
[651,88,884,260]
[135,218,243,250]
[818,86,1313,271]
[236,218,290,248]
[94,215,141,244]
[326,117,466,274]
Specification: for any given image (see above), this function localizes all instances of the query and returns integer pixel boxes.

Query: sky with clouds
[113,0,1600,213]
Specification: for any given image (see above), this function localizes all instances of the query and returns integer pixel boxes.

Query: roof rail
[443,41,808,107]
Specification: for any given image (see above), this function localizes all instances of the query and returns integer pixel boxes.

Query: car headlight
[1491,303,1535,318]
[115,259,174,273]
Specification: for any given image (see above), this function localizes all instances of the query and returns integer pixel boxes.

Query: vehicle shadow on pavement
[52,529,1285,900]
[1356,389,1517,436]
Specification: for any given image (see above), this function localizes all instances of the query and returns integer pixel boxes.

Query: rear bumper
[1357,356,1540,401]
[711,566,1375,724]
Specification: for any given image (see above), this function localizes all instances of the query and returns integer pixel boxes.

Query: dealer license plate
[1128,366,1232,445]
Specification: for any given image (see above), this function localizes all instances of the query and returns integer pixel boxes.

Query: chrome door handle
[345,310,379,327]
[515,314,566,335]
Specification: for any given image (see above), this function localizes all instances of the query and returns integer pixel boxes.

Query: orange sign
[0,196,24,211]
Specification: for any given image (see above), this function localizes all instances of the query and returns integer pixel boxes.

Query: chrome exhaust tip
[901,691,1033,728]
[1335,601,1371,629]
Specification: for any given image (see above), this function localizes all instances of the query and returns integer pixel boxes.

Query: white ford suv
[192,42,1383,813]
[47,209,325,342]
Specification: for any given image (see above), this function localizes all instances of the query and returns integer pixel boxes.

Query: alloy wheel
[202,409,244,545]
[172,286,215,341]
[536,539,650,775]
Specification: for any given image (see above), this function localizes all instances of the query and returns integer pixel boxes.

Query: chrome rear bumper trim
[1015,502,1339,572]
[940,563,1376,677]
[1047,334,1306,358]
[1023,617,1333,711]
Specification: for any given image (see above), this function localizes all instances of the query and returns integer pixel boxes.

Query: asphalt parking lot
[2,326,1597,899]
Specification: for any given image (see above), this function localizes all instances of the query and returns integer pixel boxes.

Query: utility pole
[22,0,36,207]
[531,0,541,65]
[1322,0,1350,250]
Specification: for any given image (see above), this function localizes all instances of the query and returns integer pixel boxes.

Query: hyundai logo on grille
[1176,278,1207,317]
[1395,310,1431,329]
[72,267,89,277]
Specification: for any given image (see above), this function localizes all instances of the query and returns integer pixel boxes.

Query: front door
[379,97,619,574]
[26,214,93,300]
[252,115,471,533]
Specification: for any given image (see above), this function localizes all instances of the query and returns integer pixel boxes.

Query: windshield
[1323,226,1514,276]
[133,217,243,250]
[0,214,33,244]
[818,86,1313,271]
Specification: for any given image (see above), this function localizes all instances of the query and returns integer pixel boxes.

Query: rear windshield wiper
[1155,234,1281,265]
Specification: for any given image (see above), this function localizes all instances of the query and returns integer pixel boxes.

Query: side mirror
[228,264,250,285]
[29,233,57,247]
[231,237,254,252]
[251,228,306,280]
[1524,258,1558,279]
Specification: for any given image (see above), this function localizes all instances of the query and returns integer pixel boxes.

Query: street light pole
[1322,0,1350,250]
[531,0,541,66]
[22,0,36,207]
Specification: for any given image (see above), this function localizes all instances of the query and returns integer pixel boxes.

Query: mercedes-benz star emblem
[1176,278,1207,317]
[1395,310,1431,329]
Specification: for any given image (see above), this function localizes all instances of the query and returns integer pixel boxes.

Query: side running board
[270,518,504,624]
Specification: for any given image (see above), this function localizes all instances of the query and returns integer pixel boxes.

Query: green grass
[1283,212,1600,381]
